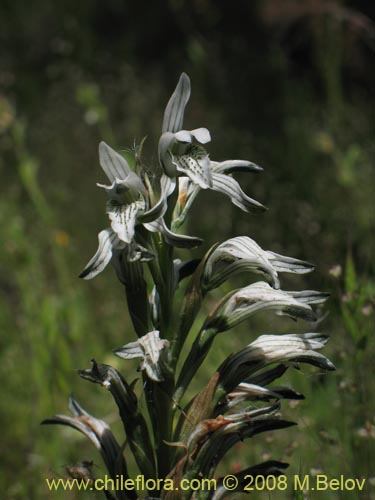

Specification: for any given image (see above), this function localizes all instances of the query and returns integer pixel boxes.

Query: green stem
[143,185,179,478]
[147,233,175,337]
[152,374,175,478]
[170,289,204,370]
[122,265,152,337]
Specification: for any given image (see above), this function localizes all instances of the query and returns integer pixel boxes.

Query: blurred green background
[0,0,374,498]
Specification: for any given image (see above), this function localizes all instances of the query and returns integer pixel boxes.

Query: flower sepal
[114,330,170,382]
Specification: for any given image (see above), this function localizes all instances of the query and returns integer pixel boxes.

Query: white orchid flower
[158,73,266,222]
[80,142,201,280]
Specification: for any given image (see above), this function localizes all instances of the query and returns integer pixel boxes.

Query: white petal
[211,159,262,174]
[174,128,211,145]
[173,144,213,189]
[144,218,202,248]
[162,73,191,133]
[208,281,329,331]
[174,130,194,143]
[211,172,266,213]
[202,236,279,291]
[141,175,176,223]
[241,333,335,371]
[79,228,122,280]
[107,199,145,244]
[114,340,144,359]
[99,142,132,183]
[191,127,211,144]
[265,251,315,274]
[115,331,169,382]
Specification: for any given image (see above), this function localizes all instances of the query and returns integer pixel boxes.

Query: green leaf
[341,304,359,341]
[171,244,218,364]
[345,253,357,294]
[194,403,295,477]
[78,361,157,480]
[42,396,135,500]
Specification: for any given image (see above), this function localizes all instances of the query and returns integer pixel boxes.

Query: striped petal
[115,331,169,382]
[218,333,335,395]
[99,141,132,183]
[106,198,146,244]
[202,237,279,291]
[265,251,315,274]
[172,161,265,223]
[141,174,176,223]
[241,333,334,373]
[202,236,315,291]
[41,396,130,484]
[173,144,213,189]
[211,159,263,174]
[144,217,202,248]
[211,172,266,213]
[79,228,122,280]
[162,73,191,133]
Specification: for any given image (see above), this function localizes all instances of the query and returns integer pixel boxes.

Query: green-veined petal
[162,73,191,133]
[211,172,266,213]
[99,141,132,183]
[79,228,122,280]
[265,251,315,274]
[206,281,329,332]
[114,331,169,382]
[202,237,279,291]
[202,236,315,291]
